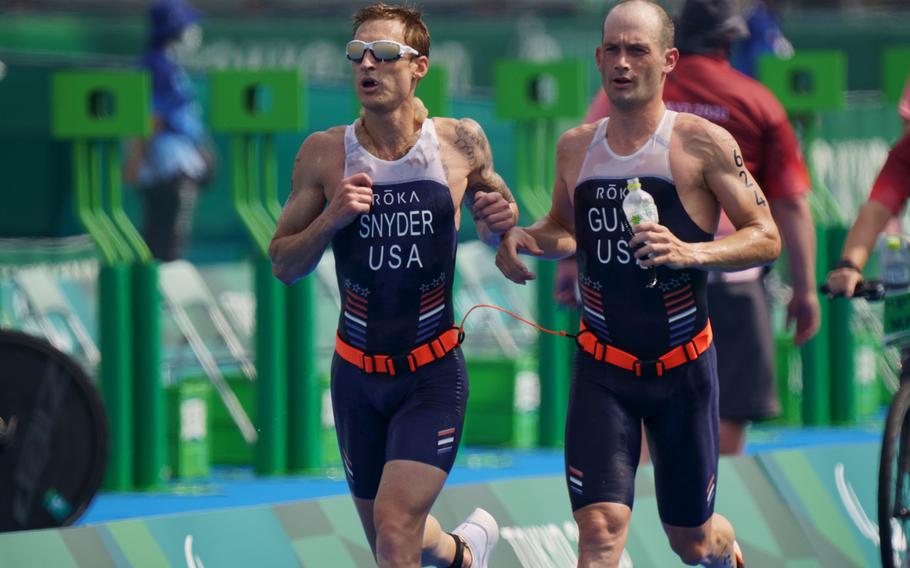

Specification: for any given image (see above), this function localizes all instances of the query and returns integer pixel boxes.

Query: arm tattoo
[457,119,515,203]
[471,171,515,203]
[455,120,482,167]
[732,148,765,207]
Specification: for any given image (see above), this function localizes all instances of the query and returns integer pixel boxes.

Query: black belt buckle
[388,353,414,375]
[633,359,665,378]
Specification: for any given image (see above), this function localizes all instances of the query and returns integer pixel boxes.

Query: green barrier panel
[464,358,519,446]
[104,133,164,489]
[286,277,321,473]
[0,444,883,567]
[208,374,255,465]
[827,225,857,424]
[166,379,211,479]
[211,69,305,475]
[495,60,584,447]
[51,70,163,490]
[494,59,587,120]
[416,66,450,118]
[132,261,165,487]
[50,70,151,139]
[768,53,848,426]
[758,51,847,113]
[801,224,831,425]
[534,260,572,447]
[211,70,303,133]
[773,332,802,425]
[97,264,133,491]
[853,320,883,418]
[883,47,910,106]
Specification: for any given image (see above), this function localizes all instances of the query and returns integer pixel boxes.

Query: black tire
[879,381,910,568]
[0,329,108,531]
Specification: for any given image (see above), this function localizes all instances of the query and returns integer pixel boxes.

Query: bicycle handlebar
[820,279,886,301]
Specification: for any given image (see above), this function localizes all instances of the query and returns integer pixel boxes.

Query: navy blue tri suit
[567,110,719,527]
[330,118,467,499]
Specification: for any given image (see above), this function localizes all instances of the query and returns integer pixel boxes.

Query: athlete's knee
[374,514,423,563]
[666,533,711,565]
[574,504,630,555]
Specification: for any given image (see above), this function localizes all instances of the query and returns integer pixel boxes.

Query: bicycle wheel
[879,381,910,567]
[0,329,108,531]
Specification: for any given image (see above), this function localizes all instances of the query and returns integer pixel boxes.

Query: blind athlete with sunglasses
[269,4,517,568]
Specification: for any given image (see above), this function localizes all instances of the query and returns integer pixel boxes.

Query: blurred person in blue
[125,0,214,262]
[731,0,794,78]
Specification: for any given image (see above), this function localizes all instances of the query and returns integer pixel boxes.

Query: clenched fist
[472,191,516,235]
[326,172,373,231]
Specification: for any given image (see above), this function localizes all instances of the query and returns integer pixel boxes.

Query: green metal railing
[494,59,587,447]
[51,70,165,490]
[210,69,317,474]
[760,51,852,424]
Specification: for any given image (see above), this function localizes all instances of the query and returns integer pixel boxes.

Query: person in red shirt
[558,0,819,455]
[826,76,910,296]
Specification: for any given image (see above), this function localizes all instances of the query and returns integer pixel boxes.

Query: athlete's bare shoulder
[558,122,599,154]
[433,117,490,166]
[430,116,459,139]
[291,125,346,195]
[671,112,738,164]
[299,125,346,156]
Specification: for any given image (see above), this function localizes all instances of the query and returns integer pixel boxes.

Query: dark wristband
[834,259,861,272]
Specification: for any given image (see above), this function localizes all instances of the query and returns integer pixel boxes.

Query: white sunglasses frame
[346,39,420,63]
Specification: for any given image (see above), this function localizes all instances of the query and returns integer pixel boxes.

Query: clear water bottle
[622,177,659,226]
[880,235,910,289]
[622,177,659,288]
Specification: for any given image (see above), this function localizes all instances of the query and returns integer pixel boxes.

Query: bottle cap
[886,235,902,251]
[627,177,641,191]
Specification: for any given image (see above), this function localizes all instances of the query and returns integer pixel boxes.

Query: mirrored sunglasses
[346,39,420,63]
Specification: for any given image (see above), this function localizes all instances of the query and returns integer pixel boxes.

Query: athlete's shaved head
[603,0,675,51]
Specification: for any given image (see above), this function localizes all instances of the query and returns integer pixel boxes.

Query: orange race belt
[576,320,713,377]
[335,328,463,377]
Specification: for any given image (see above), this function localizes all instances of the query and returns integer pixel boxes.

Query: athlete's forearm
[524,214,577,259]
[269,213,338,284]
[770,196,817,296]
[839,200,894,270]
[687,221,781,271]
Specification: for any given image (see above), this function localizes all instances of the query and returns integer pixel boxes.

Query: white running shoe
[452,507,499,568]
